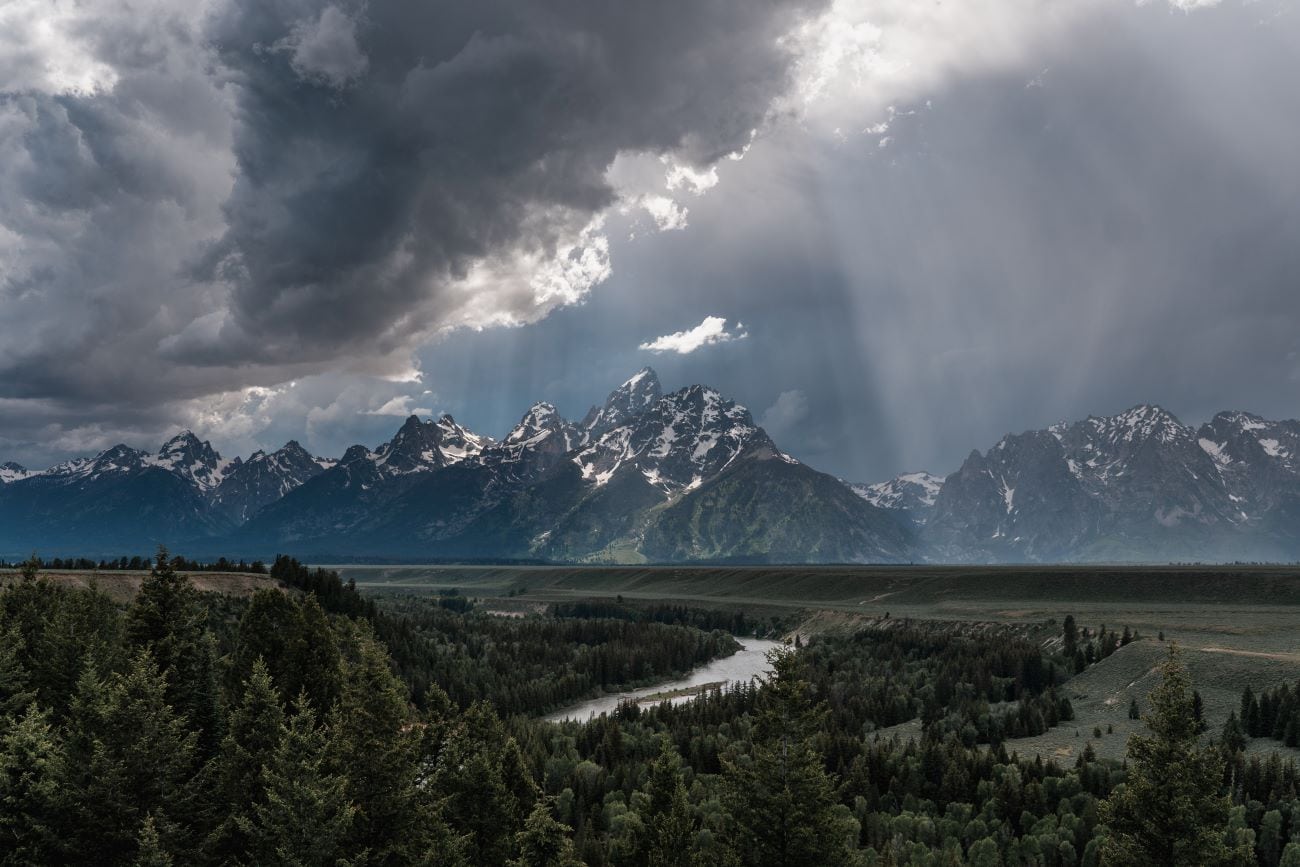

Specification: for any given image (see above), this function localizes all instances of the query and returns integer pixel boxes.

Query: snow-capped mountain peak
[478,403,582,477]
[370,414,493,476]
[210,439,333,522]
[579,366,663,442]
[0,462,31,484]
[1086,404,1190,447]
[505,403,568,445]
[151,430,231,491]
[852,471,945,521]
[572,383,769,492]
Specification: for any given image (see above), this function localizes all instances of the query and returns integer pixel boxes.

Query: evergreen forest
[1,554,1297,865]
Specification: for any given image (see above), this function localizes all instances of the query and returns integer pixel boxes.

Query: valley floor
[341,562,1300,763]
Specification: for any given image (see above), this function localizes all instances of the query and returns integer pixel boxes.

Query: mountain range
[2,370,1297,563]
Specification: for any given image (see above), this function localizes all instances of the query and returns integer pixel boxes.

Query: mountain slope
[210,441,334,523]
[8,374,1300,564]
[643,446,913,563]
[218,373,914,563]
[918,405,1300,563]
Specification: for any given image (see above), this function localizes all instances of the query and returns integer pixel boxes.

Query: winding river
[545,637,782,723]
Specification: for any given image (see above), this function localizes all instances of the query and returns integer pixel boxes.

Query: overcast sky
[1,0,1297,481]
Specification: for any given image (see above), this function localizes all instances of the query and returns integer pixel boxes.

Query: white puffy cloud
[365,395,434,417]
[638,316,748,354]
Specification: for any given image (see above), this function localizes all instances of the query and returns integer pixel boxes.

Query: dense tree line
[1238,681,1300,747]
[3,554,1296,865]
[799,623,1076,749]
[372,595,741,716]
[548,600,788,638]
[1,554,268,573]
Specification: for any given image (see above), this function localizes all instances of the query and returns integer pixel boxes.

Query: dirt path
[1199,646,1300,663]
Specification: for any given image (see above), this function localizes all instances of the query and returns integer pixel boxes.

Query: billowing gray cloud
[198,0,825,364]
[0,0,825,462]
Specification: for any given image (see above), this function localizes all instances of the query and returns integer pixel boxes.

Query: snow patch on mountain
[572,385,766,493]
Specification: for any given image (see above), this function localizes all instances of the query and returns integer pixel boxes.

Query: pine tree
[125,549,220,754]
[1063,615,1079,656]
[294,594,343,713]
[329,625,450,863]
[55,650,198,865]
[0,623,35,717]
[508,798,583,867]
[1100,645,1252,865]
[721,648,857,867]
[1221,712,1247,754]
[203,658,285,862]
[132,815,174,867]
[0,704,62,865]
[433,701,535,864]
[238,693,356,867]
[230,589,298,690]
[641,740,695,867]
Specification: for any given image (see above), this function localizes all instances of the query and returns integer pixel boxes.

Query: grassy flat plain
[339,563,1300,761]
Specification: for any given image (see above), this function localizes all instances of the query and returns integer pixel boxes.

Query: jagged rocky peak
[371,414,492,475]
[155,430,229,490]
[433,414,494,457]
[1082,403,1191,446]
[507,402,563,440]
[1198,410,1299,469]
[573,382,770,492]
[209,437,333,522]
[853,471,945,517]
[0,462,29,484]
[481,402,582,477]
[281,439,336,469]
[340,444,374,465]
[580,367,664,440]
[91,444,150,475]
[504,403,578,449]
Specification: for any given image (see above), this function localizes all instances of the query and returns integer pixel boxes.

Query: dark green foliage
[4,554,266,574]
[0,571,122,721]
[132,816,174,867]
[1100,645,1251,865]
[0,623,35,716]
[638,740,696,867]
[722,649,857,866]
[203,659,284,862]
[126,550,222,754]
[0,705,62,865]
[374,594,740,715]
[433,701,538,864]
[1238,678,1300,746]
[801,621,1073,746]
[230,590,342,712]
[327,624,453,865]
[10,557,1300,867]
[510,799,583,867]
[55,650,199,865]
[236,694,356,867]
[270,554,374,619]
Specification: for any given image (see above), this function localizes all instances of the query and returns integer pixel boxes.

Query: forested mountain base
[2,554,1299,865]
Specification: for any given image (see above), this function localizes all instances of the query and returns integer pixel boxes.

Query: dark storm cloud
[0,0,826,461]
[199,0,826,363]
